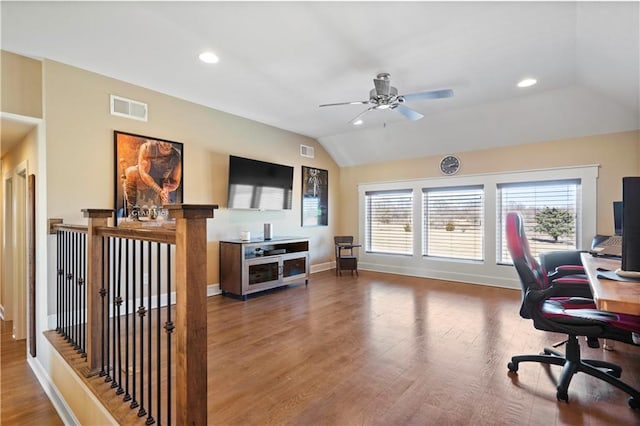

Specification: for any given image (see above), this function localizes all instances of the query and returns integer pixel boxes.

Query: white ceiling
[1,1,638,166]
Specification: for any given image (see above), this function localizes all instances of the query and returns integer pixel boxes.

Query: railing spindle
[138,239,147,418]
[165,243,173,425]
[146,241,155,425]
[124,238,132,403]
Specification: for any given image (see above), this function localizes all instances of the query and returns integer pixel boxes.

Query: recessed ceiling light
[199,51,219,64]
[517,78,537,88]
[353,119,363,126]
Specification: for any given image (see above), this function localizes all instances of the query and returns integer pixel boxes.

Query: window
[498,179,581,263]
[365,190,413,255]
[423,186,484,260]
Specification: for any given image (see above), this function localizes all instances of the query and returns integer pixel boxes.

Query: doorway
[1,113,41,354]
[3,162,28,340]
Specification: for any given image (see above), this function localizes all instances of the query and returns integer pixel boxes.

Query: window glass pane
[498,179,581,263]
[423,186,484,260]
[365,190,413,255]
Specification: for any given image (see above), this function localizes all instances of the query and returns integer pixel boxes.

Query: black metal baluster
[110,237,119,388]
[99,237,108,377]
[130,239,140,410]
[60,231,65,337]
[138,240,147,418]
[155,242,162,426]
[123,238,132,403]
[165,243,174,426]
[80,233,87,357]
[63,231,69,340]
[110,237,119,389]
[104,237,112,383]
[56,230,62,332]
[146,241,155,425]
[67,231,72,343]
[73,232,79,351]
[115,237,124,395]
[65,230,72,342]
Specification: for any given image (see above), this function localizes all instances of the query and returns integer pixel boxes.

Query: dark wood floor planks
[0,320,63,425]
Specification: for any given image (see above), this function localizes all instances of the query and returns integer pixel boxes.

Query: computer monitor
[613,201,623,236]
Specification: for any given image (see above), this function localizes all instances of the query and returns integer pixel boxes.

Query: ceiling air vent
[110,95,148,122]
[300,144,315,158]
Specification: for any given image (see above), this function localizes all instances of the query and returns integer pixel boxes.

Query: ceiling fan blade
[395,104,424,121]
[319,100,370,107]
[349,106,377,125]
[401,89,454,102]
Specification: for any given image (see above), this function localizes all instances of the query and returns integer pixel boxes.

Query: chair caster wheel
[507,361,518,372]
[629,397,639,410]
[556,389,569,402]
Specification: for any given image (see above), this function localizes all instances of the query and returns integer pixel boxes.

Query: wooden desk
[581,253,640,316]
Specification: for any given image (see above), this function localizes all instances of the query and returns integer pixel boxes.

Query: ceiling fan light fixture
[517,78,537,88]
[199,51,219,64]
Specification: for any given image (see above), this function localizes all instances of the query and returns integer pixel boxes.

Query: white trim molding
[358,165,599,289]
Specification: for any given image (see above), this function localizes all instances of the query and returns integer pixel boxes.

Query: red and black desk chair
[505,212,640,408]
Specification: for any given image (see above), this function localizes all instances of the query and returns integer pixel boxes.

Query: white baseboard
[310,261,335,274]
[207,283,221,296]
[27,356,81,426]
[359,262,520,289]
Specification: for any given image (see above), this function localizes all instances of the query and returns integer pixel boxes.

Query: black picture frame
[114,131,184,225]
[301,166,328,226]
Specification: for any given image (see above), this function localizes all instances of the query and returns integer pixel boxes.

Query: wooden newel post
[82,209,114,374]
[166,204,218,426]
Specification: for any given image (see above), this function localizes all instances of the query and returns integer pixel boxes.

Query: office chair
[334,236,358,276]
[506,212,592,299]
[505,212,640,408]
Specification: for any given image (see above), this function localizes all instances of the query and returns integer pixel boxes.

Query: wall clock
[440,155,460,175]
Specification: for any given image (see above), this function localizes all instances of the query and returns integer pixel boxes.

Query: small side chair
[334,236,358,276]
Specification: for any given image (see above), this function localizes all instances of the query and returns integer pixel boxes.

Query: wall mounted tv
[227,155,294,210]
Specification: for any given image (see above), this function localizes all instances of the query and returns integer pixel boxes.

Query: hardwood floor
[18,270,640,424]
[203,270,640,426]
[0,320,63,425]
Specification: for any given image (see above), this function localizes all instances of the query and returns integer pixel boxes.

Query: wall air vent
[300,144,315,158]
[110,95,148,122]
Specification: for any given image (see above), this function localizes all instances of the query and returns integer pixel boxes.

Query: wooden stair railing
[50,204,217,425]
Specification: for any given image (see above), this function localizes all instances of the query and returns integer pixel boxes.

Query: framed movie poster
[114,131,183,225]
[301,166,328,226]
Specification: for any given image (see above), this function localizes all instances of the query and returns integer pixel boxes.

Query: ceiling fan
[319,72,453,125]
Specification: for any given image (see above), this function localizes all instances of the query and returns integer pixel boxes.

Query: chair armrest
[548,264,586,280]
[539,250,583,273]
[549,277,593,298]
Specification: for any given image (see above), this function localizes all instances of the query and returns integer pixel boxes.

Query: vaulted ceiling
[2,1,638,166]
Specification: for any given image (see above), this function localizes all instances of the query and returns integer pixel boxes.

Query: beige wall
[339,131,640,237]
[1,51,43,118]
[42,59,340,285]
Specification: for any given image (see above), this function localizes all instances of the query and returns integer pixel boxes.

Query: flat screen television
[227,155,294,210]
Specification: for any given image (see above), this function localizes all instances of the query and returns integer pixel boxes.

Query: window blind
[365,189,413,255]
[422,186,484,260]
[497,179,581,263]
